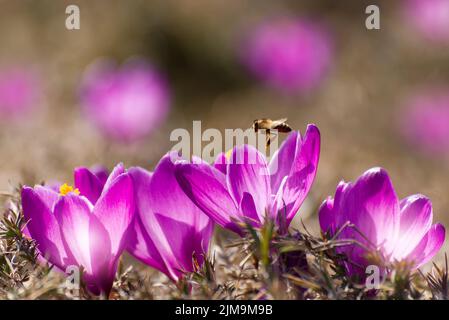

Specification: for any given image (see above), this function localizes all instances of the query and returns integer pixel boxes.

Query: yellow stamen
[225,149,233,160]
[59,183,80,196]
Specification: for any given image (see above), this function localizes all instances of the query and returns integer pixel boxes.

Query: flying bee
[252,118,292,148]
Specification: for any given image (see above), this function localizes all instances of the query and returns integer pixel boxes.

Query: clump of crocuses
[176,124,320,234]
[80,59,170,143]
[126,152,213,282]
[22,164,134,296]
[19,123,449,298]
[239,17,332,93]
[319,167,445,278]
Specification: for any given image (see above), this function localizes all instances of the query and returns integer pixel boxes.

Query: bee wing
[270,118,288,127]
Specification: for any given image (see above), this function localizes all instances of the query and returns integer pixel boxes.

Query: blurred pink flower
[399,89,449,155]
[80,59,170,143]
[239,17,332,94]
[0,67,41,120]
[404,0,449,43]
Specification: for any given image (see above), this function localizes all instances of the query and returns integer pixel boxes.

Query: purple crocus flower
[80,59,170,143]
[399,89,449,155]
[239,17,332,93]
[126,152,213,282]
[0,67,41,120]
[176,124,320,234]
[319,167,445,277]
[404,0,449,43]
[21,163,134,295]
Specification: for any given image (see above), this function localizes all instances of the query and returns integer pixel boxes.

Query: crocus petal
[408,223,445,269]
[227,145,271,222]
[269,131,299,192]
[55,195,114,295]
[197,222,214,266]
[21,187,70,270]
[176,163,241,233]
[318,197,335,235]
[54,194,99,274]
[91,165,109,186]
[393,195,433,260]
[128,166,180,280]
[84,213,114,296]
[282,124,320,224]
[145,154,213,279]
[214,152,228,174]
[33,185,59,211]
[93,173,134,257]
[319,181,351,235]
[74,167,104,203]
[154,213,204,279]
[269,175,289,227]
[102,163,125,194]
[342,168,400,255]
[127,214,169,275]
[239,192,262,227]
[149,153,210,232]
[331,181,352,228]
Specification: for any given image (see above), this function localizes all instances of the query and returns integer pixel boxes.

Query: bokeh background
[1,0,449,263]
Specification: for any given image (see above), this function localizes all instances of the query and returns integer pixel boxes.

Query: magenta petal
[128,165,181,280]
[290,125,321,176]
[269,175,288,222]
[318,180,351,235]
[214,152,228,174]
[90,165,109,185]
[33,185,59,211]
[127,214,169,276]
[149,154,211,232]
[197,221,214,265]
[176,163,241,233]
[408,223,445,268]
[54,194,99,274]
[227,145,271,221]
[21,187,69,269]
[282,124,320,224]
[85,213,114,295]
[393,195,433,260]
[239,192,262,227]
[54,194,114,295]
[331,181,352,227]
[318,197,335,234]
[139,154,212,280]
[93,173,134,257]
[102,163,125,194]
[341,168,400,258]
[74,167,104,204]
[154,213,205,279]
[269,131,300,192]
